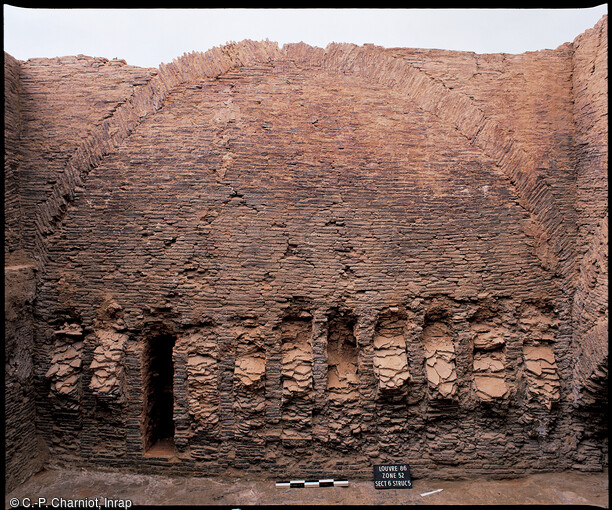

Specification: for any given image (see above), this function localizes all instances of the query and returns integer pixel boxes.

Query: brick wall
[4,52,23,258]
[4,52,48,493]
[5,264,46,491]
[569,16,608,416]
[4,17,607,485]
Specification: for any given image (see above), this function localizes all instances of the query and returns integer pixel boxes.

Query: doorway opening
[143,333,176,456]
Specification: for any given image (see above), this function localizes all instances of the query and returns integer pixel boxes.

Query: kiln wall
[570,17,608,411]
[4,52,47,491]
[3,16,607,488]
[4,53,23,257]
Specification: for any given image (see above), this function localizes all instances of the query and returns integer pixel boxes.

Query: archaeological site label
[373,464,412,489]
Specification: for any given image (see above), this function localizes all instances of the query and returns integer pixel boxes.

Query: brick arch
[35,39,574,294]
[31,40,283,272]
[298,42,576,291]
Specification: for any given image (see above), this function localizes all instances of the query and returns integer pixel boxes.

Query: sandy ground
[6,467,609,508]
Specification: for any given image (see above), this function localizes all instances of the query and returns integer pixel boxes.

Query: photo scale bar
[276,479,349,488]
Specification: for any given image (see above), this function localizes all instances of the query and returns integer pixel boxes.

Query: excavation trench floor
[6,467,608,508]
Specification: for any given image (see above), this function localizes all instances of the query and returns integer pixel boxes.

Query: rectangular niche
[327,312,359,400]
[233,326,266,440]
[184,331,219,441]
[142,333,176,455]
[280,315,313,440]
[523,344,560,407]
[422,322,457,399]
[326,310,363,449]
[373,308,410,394]
[472,325,509,401]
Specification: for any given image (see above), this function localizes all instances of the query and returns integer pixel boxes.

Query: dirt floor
[6,467,609,508]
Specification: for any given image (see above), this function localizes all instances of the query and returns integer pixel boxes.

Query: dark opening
[143,333,175,454]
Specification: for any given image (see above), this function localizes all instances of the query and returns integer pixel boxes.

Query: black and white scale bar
[276,479,349,488]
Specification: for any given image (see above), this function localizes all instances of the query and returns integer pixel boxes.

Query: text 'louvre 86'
[4,16,607,492]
